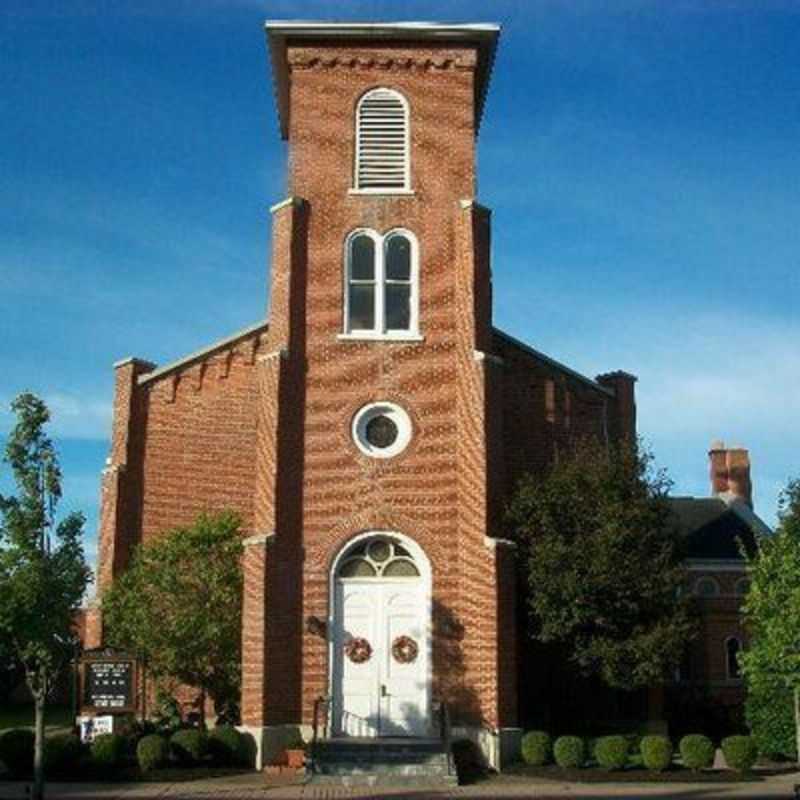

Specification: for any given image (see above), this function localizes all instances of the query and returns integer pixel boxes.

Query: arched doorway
[330,532,431,738]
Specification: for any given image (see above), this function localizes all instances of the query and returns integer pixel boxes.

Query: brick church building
[85,22,765,769]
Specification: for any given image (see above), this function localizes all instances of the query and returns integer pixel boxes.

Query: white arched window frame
[341,228,420,340]
[694,577,720,598]
[352,88,412,194]
[725,636,742,680]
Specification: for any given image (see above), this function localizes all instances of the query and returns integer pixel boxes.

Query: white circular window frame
[351,401,412,459]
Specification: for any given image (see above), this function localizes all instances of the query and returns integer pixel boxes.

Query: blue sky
[2,1,799,575]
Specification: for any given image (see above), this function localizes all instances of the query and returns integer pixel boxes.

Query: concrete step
[308,737,456,786]
[310,773,459,787]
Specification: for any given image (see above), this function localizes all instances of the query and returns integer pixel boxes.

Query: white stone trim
[242,533,275,547]
[351,401,412,459]
[474,350,504,365]
[257,348,288,362]
[268,196,302,214]
[136,320,268,386]
[484,536,516,550]
[337,332,424,343]
[348,188,416,197]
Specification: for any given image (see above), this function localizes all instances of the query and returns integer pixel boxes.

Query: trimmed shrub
[594,735,628,770]
[746,683,797,761]
[170,728,207,764]
[640,735,673,772]
[521,730,551,766]
[208,725,243,766]
[679,734,715,770]
[0,728,34,778]
[91,733,126,769]
[553,736,585,769]
[137,734,168,773]
[722,735,758,772]
[44,734,83,776]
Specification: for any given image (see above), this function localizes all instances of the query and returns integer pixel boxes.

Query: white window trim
[342,227,420,339]
[351,401,413,460]
[353,87,411,193]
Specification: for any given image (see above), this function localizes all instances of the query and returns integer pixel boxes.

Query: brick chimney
[709,440,753,508]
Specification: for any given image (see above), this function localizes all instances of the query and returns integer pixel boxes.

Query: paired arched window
[726,637,742,679]
[344,229,418,337]
[354,88,410,192]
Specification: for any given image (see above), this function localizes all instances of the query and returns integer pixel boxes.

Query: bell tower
[241,22,519,768]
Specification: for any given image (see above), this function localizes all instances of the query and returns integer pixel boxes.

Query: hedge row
[0,725,248,777]
[519,731,760,772]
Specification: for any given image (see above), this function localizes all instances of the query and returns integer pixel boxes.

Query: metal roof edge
[264,21,500,140]
[492,327,615,397]
[137,320,269,386]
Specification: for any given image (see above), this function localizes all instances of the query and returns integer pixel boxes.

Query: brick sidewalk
[1,772,798,800]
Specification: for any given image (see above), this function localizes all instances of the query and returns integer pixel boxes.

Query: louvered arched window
[354,88,410,192]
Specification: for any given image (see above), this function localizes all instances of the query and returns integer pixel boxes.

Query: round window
[352,402,412,459]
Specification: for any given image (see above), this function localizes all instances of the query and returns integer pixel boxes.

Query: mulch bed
[0,764,253,784]
[500,763,799,784]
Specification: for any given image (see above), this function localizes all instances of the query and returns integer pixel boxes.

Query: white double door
[332,579,429,738]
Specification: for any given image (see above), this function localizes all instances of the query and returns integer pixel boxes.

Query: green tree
[0,394,91,800]
[741,477,800,764]
[102,512,243,725]
[507,439,694,690]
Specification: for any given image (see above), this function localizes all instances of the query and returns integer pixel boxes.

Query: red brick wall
[493,334,611,505]
[682,570,748,704]
[95,36,622,734]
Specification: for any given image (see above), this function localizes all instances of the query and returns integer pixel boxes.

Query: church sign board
[80,647,137,714]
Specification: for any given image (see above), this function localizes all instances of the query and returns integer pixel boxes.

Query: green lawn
[0,705,74,734]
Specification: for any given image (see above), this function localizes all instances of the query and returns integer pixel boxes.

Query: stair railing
[311,695,331,757]
[434,698,454,775]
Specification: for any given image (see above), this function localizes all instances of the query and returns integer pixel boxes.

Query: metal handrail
[312,695,330,754]
[434,698,454,775]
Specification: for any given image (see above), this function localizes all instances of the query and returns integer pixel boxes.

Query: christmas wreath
[391,635,419,664]
[344,636,372,664]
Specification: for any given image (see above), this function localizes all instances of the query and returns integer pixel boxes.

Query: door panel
[380,589,427,735]
[334,586,379,737]
[333,579,428,738]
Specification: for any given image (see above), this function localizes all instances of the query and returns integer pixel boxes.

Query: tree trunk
[794,687,800,767]
[199,687,207,731]
[33,684,46,800]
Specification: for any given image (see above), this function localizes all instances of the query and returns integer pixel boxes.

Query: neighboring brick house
[668,443,770,712]
[83,21,756,768]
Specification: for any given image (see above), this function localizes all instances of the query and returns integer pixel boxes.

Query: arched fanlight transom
[337,537,420,579]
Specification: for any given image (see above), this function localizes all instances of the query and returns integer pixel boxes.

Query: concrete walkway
[1,771,799,800]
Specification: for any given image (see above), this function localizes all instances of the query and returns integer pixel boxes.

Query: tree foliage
[0,393,91,799]
[507,439,694,690]
[102,512,243,719]
[740,477,800,763]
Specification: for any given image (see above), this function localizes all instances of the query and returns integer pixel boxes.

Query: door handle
[381,684,388,698]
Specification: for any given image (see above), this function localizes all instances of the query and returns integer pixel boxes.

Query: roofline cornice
[137,320,269,386]
[492,327,615,398]
[264,20,500,140]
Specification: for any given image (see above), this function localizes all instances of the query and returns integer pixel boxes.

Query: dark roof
[668,497,759,560]
[492,327,614,397]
